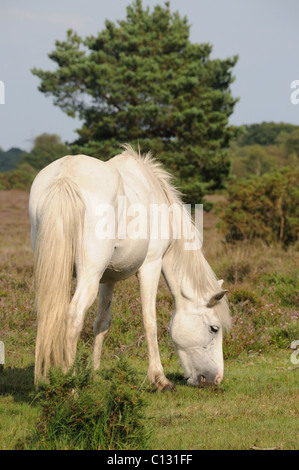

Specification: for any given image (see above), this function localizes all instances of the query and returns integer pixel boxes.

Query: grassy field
[0,190,298,450]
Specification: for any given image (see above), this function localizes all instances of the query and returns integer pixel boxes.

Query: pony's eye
[209,325,219,334]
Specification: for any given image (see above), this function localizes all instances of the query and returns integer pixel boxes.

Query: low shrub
[217,167,299,246]
[229,288,262,307]
[0,164,37,190]
[25,354,151,450]
[221,261,251,284]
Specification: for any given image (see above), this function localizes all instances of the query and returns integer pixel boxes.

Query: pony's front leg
[137,259,175,391]
[93,282,115,370]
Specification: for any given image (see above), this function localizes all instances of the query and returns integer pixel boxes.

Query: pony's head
[170,288,228,386]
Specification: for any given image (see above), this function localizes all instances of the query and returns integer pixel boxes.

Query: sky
[0,0,299,151]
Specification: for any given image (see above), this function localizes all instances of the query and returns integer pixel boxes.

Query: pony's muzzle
[199,373,222,386]
[186,371,223,387]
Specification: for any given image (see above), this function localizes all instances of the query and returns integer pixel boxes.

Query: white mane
[121,144,231,332]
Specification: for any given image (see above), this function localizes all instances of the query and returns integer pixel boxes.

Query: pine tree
[32,0,238,202]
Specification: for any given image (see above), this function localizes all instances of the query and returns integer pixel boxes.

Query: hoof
[161,381,176,392]
[153,374,176,392]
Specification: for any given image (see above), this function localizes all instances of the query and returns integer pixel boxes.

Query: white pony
[29,145,231,389]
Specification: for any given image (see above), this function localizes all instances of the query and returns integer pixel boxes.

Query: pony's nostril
[200,375,206,383]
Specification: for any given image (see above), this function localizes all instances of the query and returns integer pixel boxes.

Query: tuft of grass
[24,353,151,450]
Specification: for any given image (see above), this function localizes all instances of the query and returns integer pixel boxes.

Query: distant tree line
[236,122,298,147]
[230,122,299,179]
[1,123,298,246]
[0,148,24,172]
[1,121,299,192]
[220,122,299,247]
[0,134,69,190]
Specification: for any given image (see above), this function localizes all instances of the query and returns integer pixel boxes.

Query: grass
[146,349,298,450]
[1,349,297,450]
[0,190,298,450]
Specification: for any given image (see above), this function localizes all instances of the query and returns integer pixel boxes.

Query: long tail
[34,177,85,383]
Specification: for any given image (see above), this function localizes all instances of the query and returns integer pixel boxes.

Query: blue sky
[0,0,299,151]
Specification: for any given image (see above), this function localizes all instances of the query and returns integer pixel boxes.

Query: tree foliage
[32,0,238,202]
[0,163,36,190]
[0,134,66,190]
[237,122,298,147]
[230,123,299,179]
[23,133,70,170]
[0,148,24,172]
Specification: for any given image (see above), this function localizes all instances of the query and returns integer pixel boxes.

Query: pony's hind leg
[65,225,115,369]
[93,282,115,370]
[66,274,101,368]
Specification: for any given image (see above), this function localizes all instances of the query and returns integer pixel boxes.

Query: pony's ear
[218,279,224,288]
[206,290,228,308]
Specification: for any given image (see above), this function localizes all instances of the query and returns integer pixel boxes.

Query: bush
[0,164,37,190]
[25,354,151,450]
[217,167,299,246]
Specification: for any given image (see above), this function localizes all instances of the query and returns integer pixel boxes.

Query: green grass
[0,190,298,450]
[0,349,297,450]
[145,349,298,450]
[0,366,39,450]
